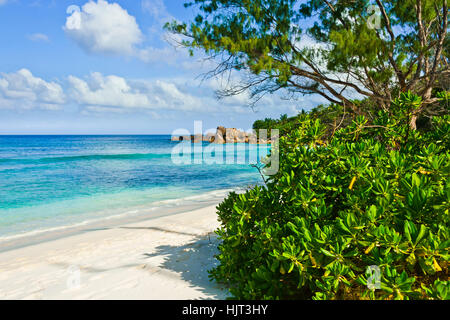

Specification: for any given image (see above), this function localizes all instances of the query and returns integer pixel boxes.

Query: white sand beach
[0,205,229,300]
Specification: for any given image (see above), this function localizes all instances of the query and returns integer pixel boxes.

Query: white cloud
[68,72,150,108]
[0,0,7,6]
[67,72,206,112]
[27,33,50,42]
[0,69,311,119]
[0,69,212,112]
[152,80,200,110]
[0,69,65,109]
[62,0,192,67]
[64,0,143,56]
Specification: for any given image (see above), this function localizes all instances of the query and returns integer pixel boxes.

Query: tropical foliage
[210,93,450,300]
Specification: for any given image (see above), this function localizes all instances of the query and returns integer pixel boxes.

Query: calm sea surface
[0,135,267,239]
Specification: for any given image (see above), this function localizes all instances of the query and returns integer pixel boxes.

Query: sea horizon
[0,134,175,136]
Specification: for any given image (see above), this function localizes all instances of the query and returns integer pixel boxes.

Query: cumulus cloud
[68,73,150,108]
[0,68,308,118]
[68,72,206,112]
[63,0,190,66]
[0,69,65,109]
[64,0,143,56]
[0,69,213,112]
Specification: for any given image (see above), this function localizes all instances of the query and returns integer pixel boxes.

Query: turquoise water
[0,135,267,239]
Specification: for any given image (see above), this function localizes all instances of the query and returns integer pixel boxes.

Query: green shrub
[210,93,449,300]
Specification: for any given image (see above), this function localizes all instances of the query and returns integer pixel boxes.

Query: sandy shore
[0,205,229,300]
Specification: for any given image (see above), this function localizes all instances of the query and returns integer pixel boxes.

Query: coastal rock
[170,127,269,144]
[181,135,191,141]
[224,128,234,142]
[203,132,215,142]
[217,126,227,137]
[212,126,226,144]
[223,127,248,143]
[247,132,258,144]
[235,130,247,143]
[213,132,225,144]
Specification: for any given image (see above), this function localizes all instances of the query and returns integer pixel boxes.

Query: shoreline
[0,202,230,299]
[0,188,236,253]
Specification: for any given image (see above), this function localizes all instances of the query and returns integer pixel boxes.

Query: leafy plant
[210,93,449,300]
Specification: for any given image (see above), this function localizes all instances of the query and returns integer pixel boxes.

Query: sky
[0,0,326,134]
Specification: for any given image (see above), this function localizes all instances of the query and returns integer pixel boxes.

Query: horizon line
[0,133,174,136]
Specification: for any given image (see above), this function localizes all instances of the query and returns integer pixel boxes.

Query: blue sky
[0,0,325,134]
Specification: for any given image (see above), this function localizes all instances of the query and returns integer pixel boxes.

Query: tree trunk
[409,115,418,130]
[410,87,433,130]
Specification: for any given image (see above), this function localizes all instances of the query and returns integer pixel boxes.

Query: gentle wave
[0,146,269,165]
[0,152,173,164]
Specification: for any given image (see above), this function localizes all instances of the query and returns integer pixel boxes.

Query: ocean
[0,135,268,241]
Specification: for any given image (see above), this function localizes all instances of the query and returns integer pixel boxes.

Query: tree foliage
[167,0,449,125]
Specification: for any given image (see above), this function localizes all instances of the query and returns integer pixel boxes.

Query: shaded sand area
[0,205,229,299]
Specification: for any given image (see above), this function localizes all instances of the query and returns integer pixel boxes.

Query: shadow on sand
[49,228,229,299]
[120,226,200,237]
[143,233,230,300]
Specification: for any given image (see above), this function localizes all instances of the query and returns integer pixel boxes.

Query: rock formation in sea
[171,127,271,144]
